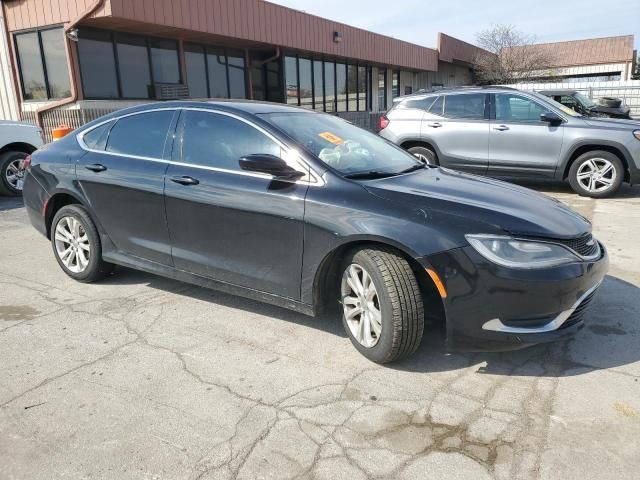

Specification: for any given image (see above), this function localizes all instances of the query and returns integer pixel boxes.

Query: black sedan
[23,101,608,363]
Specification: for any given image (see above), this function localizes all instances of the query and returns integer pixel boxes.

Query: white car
[0,120,44,196]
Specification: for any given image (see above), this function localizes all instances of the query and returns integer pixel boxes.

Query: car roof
[392,85,522,103]
[537,89,578,95]
[102,99,313,117]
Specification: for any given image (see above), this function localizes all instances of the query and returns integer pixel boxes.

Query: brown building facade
[0,0,481,133]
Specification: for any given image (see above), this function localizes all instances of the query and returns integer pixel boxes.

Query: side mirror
[239,154,305,181]
[540,112,563,125]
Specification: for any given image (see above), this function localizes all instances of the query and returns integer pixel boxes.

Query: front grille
[555,233,599,258]
[559,288,599,329]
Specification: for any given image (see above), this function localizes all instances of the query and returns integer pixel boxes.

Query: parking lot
[1,182,639,480]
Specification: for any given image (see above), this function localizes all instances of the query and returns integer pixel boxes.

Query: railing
[22,101,386,142]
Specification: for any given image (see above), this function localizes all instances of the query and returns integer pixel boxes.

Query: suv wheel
[51,205,114,282]
[408,146,438,165]
[568,151,624,198]
[0,151,29,196]
[340,247,424,363]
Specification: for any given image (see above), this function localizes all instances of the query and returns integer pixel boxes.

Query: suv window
[495,94,548,122]
[443,93,486,120]
[181,110,281,171]
[106,110,174,158]
[83,121,114,151]
[428,96,444,116]
[398,97,435,111]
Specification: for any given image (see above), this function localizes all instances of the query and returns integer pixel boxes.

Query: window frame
[76,107,324,186]
[441,93,489,121]
[14,26,71,101]
[77,28,183,101]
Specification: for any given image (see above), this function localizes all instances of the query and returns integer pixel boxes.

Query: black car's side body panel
[23,100,609,352]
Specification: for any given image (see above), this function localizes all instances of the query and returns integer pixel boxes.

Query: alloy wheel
[5,158,25,191]
[576,158,616,193]
[341,263,382,348]
[54,216,91,273]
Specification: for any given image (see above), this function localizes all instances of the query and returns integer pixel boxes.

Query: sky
[270,0,639,50]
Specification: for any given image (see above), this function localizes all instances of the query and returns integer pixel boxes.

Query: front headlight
[465,234,580,269]
[633,130,640,141]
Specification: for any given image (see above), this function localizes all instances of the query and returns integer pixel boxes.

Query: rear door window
[443,93,486,120]
[106,110,174,158]
[399,97,434,111]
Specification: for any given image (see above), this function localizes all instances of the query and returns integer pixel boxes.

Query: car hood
[363,167,591,239]
[582,117,640,128]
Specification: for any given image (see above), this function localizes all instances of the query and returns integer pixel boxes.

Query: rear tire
[0,151,29,196]
[51,205,114,282]
[568,151,624,198]
[340,247,424,363]
[408,146,438,165]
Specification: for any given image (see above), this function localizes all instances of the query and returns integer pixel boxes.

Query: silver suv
[379,87,640,197]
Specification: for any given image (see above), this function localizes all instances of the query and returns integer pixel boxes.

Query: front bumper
[422,243,609,352]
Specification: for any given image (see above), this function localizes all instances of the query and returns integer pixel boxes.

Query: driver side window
[495,94,548,123]
[181,110,281,171]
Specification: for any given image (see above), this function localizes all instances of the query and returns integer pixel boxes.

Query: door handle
[85,163,107,172]
[427,122,442,128]
[493,125,510,131]
[170,175,200,186]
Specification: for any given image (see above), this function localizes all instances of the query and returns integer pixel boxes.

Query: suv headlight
[633,130,640,141]
[465,234,580,269]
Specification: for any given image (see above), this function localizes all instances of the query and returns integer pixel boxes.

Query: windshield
[259,112,421,176]
[573,92,597,109]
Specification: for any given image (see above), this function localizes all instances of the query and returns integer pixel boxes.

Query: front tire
[568,151,624,198]
[0,151,29,196]
[51,205,114,282]
[408,146,438,165]
[340,247,424,363]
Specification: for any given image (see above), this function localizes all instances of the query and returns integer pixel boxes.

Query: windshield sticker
[318,131,345,145]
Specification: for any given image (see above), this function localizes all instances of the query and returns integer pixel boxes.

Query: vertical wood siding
[4,0,112,31]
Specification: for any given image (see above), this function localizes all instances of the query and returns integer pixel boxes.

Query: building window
[336,63,347,112]
[377,69,387,111]
[149,38,180,84]
[324,62,336,113]
[181,43,247,99]
[392,70,400,99]
[313,60,324,111]
[298,58,313,109]
[77,29,119,99]
[285,56,299,105]
[77,28,182,100]
[185,44,208,98]
[357,65,367,112]
[347,64,358,111]
[227,49,246,99]
[116,33,152,99]
[15,28,71,100]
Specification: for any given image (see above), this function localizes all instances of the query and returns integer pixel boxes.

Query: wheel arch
[44,190,89,239]
[311,237,445,323]
[400,139,438,153]
[0,142,39,155]
[562,143,631,182]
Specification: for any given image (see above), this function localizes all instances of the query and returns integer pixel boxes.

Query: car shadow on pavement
[108,268,638,378]
[392,274,640,377]
[0,197,24,211]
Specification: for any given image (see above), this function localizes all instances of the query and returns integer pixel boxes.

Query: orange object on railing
[51,124,74,141]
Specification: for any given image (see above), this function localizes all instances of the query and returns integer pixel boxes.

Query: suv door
[164,109,309,300]
[421,93,489,174]
[489,93,564,177]
[76,109,177,265]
